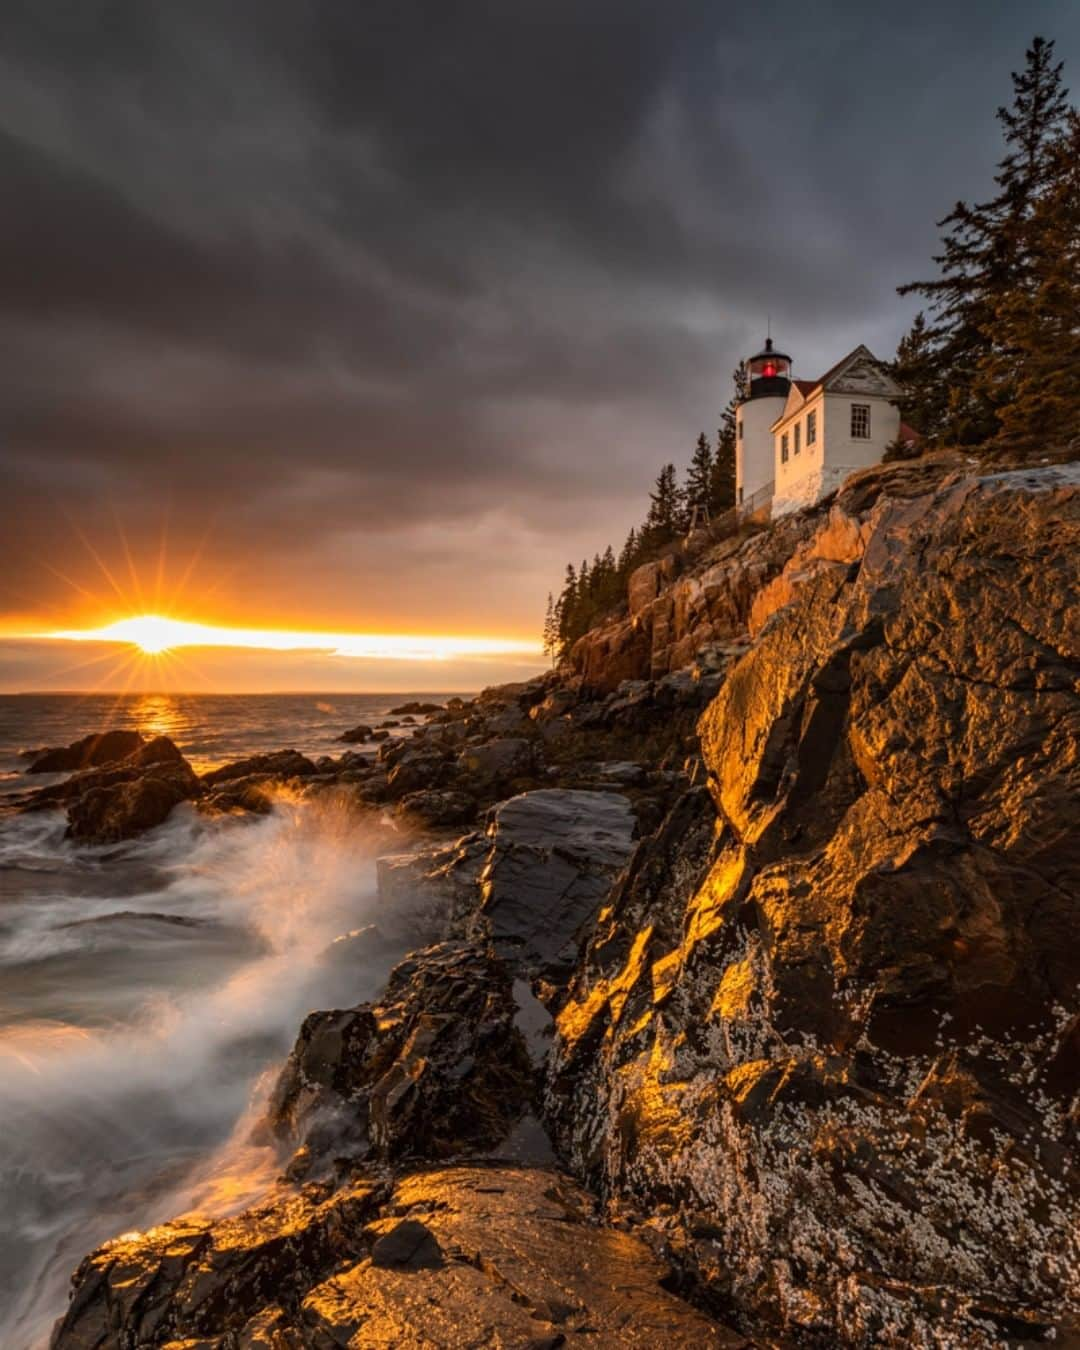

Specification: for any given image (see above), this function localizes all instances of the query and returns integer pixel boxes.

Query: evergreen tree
[618,528,639,573]
[542,592,557,665]
[898,36,1070,446]
[990,110,1080,449]
[684,433,714,527]
[710,361,744,512]
[891,310,951,442]
[712,418,736,513]
[641,463,681,548]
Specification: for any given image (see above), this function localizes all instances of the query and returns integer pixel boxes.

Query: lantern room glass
[749,352,791,381]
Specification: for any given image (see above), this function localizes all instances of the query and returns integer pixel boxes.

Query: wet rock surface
[19,735,201,843]
[26,728,147,774]
[55,1167,743,1349]
[268,940,536,1169]
[468,790,637,995]
[547,464,1080,1346]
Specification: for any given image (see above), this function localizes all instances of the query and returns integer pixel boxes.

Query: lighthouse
[735,337,791,508]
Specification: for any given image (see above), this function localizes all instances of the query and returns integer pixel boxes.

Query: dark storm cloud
[1,0,1078,637]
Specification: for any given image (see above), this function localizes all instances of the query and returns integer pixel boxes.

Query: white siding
[771,393,900,518]
[737,395,786,504]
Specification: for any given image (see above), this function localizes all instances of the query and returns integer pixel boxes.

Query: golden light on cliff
[42,614,542,663]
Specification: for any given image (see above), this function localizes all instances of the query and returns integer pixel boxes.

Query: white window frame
[851,403,871,439]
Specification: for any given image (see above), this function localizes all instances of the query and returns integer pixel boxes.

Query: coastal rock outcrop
[53,1167,740,1348]
[546,464,1080,1346]
[48,456,1080,1348]
[468,789,637,995]
[26,728,146,774]
[268,940,535,1168]
[568,450,982,692]
[22,735,200,843]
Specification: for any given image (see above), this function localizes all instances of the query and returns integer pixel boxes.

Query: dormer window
[851,404,871,439]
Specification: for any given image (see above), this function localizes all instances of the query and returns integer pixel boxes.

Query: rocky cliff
[548,461,1080,1344]
[50,457,1079,1348]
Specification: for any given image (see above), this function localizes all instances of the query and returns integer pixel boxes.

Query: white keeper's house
[735,338,917,519]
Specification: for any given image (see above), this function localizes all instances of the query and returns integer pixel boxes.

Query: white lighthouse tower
[735,337,792,510]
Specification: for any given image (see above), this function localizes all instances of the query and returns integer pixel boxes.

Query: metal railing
[738,478,775,519]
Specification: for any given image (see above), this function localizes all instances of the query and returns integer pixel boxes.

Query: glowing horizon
[36,614,543,662]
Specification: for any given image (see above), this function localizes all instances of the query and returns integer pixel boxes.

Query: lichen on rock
[547,464,1080,1346]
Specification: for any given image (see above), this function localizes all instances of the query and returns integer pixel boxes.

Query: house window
[794,422,801,455]
[851,403,871,439]
[780,432,789,463]
[807,409,817,446]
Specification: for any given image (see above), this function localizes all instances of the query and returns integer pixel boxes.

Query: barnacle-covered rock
[547,465,1080,1346]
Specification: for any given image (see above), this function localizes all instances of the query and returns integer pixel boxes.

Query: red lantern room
[746,337,792,400]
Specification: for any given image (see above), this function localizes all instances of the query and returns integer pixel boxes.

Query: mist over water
[0,694,450,1348]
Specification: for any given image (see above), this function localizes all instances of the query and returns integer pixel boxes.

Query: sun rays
[43,614,542,662]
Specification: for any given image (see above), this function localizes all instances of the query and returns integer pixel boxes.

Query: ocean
[0,692,461,1349]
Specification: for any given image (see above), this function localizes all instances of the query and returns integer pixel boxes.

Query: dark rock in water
[268,940,535,1166]
[202,749,317,786]
[338,723,372,743]
[65,758,199,843]
[26,728,146,774]
[468,789,637,995]
[199,776,277,816]
[547,465,1080,1347]
[370,727,390,741]
[19,735,200,843]
[53,1167,737,1348]
[395,788,476,827]
[390,700,444,715]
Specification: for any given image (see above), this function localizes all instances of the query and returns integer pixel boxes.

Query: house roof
[770,345,900,432]
[899,421,921,444]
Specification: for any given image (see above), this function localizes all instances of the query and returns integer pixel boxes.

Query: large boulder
[65,759,200,843]
[394,788,477,828]
[547,465,1080,1346]
[21,735,200,843]
[458,735,537,787]
[468,789,637,996]
[267,941,535,1166]
[26,728,145,774]
[337,723,372,743]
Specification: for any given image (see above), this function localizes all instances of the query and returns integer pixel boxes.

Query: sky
[1,0,1077,691]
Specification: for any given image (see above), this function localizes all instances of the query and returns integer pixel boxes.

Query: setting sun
[43,614,542,663]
